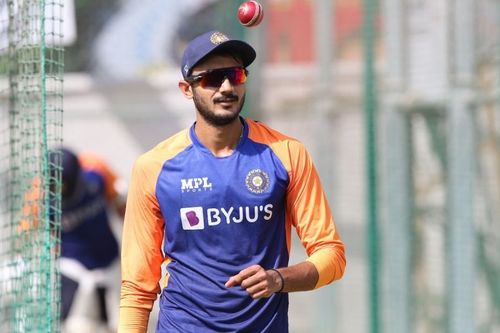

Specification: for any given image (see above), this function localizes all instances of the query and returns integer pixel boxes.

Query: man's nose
[219,77,234,92]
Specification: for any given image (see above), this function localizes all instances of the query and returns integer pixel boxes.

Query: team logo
[245,169,270,194]
[180,207,204,230]
[210,32,229,45]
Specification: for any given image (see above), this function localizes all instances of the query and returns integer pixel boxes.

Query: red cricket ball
[237,1,264,27]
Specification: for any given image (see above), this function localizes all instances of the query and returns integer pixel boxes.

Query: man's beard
[193,91,245,127]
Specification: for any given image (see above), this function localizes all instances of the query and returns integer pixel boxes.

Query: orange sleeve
[118,307,150,333]
[247,119,346,288]
[119,153,165,331]
[119,130,191,332]
[79,152,119,201]
[283,140,346,288]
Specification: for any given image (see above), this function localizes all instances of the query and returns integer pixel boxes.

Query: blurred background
[53,0,500,332]
[1,0,500,332]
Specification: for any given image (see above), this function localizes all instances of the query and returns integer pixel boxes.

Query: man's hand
[225,265,283,299]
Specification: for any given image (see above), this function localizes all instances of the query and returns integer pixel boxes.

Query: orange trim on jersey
[160,257,173,289]
[120,130,191,320]
[246,118,346,288]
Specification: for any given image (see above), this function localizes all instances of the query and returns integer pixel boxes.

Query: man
[119,30,346,332]
[56,148,125,333]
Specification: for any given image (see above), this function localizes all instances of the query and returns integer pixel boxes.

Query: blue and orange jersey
[120,117,346,332]
[19,152,121,270]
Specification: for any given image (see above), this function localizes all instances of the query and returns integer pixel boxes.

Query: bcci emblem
[210,32,229,45]
[245,169,270,194]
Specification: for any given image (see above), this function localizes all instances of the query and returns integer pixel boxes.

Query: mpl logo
[181,177,213,193]
[180,207,204,230]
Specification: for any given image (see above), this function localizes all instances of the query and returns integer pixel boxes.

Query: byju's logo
[180,207,204,230]
[181,177,213,193]
[179,204,274,231]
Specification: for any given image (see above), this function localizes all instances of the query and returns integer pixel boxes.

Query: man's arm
[286,140,346,288]
[118,155,165,332]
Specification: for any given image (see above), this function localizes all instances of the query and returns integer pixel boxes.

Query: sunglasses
[186,66,248,88]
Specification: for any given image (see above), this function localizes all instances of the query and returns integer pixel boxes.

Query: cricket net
[0,1,64,332]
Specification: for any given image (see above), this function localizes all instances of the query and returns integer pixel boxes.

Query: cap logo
[210,32,229,45]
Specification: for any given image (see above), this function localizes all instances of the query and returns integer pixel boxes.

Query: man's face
[186,54,247,126]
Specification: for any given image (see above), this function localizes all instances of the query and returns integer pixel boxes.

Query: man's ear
[178,80,193,99]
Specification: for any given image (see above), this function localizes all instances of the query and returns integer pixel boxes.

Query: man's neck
[194,118,243,157]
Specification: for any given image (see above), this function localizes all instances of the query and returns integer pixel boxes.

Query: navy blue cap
[181,31,256,79]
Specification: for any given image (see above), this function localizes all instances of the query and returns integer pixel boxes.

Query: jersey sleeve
[284,139,346,288]
[119,153,165,331]
[247,119,346,288]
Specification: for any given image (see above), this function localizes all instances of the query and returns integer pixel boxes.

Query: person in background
[55,147,126,333]
[119,30,346,333]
